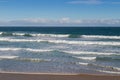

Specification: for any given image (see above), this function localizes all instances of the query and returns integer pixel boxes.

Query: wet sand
[0,72,120,80]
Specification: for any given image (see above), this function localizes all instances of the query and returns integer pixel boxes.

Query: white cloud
[58,18,70,24]
[22,18,52,24]
[0,18,120,26]
[57,18,83,24]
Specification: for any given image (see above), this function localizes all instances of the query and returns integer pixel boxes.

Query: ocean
[0,27,120,75]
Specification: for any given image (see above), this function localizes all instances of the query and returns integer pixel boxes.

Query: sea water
[0,27,120,75]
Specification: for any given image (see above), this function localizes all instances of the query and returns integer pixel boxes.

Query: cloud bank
[0,18,120,26]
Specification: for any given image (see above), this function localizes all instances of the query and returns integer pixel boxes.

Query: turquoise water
[0,27,120,75]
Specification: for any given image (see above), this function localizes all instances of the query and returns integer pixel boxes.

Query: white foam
[0,48,53,53]
[32,34,69,38]
[47,40,120,46]
[13,33,25,36]
[0,47,116,56]
[1,38,120,46]
[0,32,2,35]
[74,56,96,60]
[25,48,53,52]
[17,58,51,62]
[0,56,18,59]
[113,67,120,71]
[0,48,21,51]
[0,38,44,42]
[0,32,69,38]
[78,62,88,66]
[98,70,120,74]
[63,51,116,55]
[82,35,120,39]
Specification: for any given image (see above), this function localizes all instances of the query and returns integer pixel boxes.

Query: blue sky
[0,0,120,26]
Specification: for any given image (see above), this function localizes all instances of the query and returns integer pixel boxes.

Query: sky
[0,0,120,26]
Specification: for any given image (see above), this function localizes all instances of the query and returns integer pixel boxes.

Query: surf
[0,48,53,52]
[82,35,120,39]
[0,32,69,38]
[63,51,117,55]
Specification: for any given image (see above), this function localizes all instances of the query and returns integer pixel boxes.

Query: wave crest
[63,51,116,55]
[0,32,69,38]
[15,58,51,62]
[82,35,120,39]
[0,56,18,59]
[74,56,96,60]
[1,38,120,46]
[0,48,53,52]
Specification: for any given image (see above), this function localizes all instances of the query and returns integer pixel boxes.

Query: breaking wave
[31,33,69,38]
[74,56,96,60]
[74,56,120,61]
[15,58,51,62]
[0,32,69,38]
[77,62,120,74]
[0,56,51,62]
[0,48,53,52]
[63,51,117,55]
[0,56,18,59]
[1,32,120,40]
[98,70,120,74]
[78,62,89,66]
[0,48,20,51]
[81,35,120,39]
[25,48,53,52]
[1,38,120,46]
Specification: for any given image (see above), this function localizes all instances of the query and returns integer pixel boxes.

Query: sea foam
[0,56,18,59]
[82,35,120,39]
[74,56,96,60]
[1,38,120,46]
[0,32,69,38]
[0,48,53,52]
[78,62,89,66]
[98,70,120,74]
[63,51,116,55]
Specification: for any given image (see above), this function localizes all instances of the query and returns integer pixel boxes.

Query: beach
[0,0,120,79]
[0,72,120,80]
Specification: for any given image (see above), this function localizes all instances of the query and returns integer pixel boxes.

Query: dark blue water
[0,27,120,35]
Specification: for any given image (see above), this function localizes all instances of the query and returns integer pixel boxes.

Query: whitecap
[82,35,120,39]
[74,56,96,60]
[98,70,120,74]
[16,58,51,62]
[0,56,18,59]
[31,33,69,38]
[25,48,53,52]
[1,38,120,46]
[63,51,116,55]
[77,62,88,66]
[0,48,53,53]
[0,48,21,51]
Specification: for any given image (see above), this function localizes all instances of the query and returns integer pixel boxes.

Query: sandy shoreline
[0,72,120,80]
